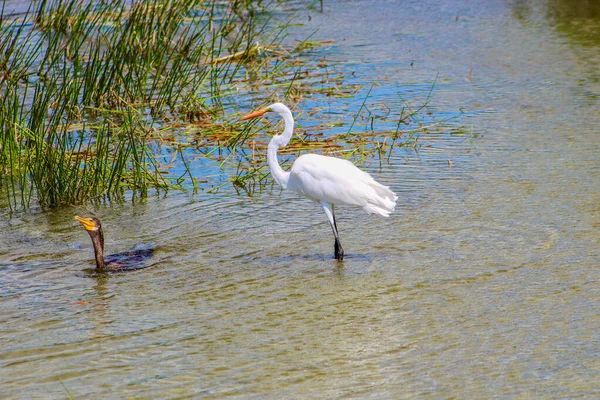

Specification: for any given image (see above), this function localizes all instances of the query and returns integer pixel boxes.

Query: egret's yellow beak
[240,108,269,121]
[75,216,96,231]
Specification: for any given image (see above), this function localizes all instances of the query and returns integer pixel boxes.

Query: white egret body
[241,103,397,261]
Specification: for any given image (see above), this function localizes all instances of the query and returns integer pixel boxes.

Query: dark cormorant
[75,216,154,271]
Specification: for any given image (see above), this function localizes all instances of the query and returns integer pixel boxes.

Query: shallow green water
[1,0,599,398]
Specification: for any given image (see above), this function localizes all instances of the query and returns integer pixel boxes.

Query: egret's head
[240,102,291,121]
[75,216,102,232]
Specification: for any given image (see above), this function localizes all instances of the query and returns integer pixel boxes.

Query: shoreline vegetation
[0,0,452,211]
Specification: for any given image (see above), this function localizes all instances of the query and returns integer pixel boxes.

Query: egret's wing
[288,154,397,215]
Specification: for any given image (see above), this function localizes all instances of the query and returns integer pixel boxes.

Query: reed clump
[0,0,454,207]
[0,0,298,210]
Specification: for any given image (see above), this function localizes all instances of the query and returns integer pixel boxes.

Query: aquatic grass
[0,0,307,210]
[0,0,453,207]
[58,379,76,400]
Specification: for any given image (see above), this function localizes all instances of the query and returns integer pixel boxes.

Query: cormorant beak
[75,216,96,231]
[240,108,270,121]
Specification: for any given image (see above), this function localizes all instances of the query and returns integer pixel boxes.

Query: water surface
[1,0,599,398]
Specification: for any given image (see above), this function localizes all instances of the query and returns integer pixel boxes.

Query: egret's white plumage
[241,102,397,261]
[288,154,397,216]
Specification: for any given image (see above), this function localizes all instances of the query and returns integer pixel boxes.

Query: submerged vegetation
[0,0,456,211]
[0,0,297,209]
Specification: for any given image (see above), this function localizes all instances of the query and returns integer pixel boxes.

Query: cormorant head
[75,216,102,233]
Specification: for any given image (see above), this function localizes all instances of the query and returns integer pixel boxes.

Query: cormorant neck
[88,229,105,269]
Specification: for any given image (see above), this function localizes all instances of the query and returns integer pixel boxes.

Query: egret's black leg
[321,201,345,262]
[332,206,344,261]
[334,236,344,261]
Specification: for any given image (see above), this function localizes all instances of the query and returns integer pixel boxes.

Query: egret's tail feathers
[363,182,398,217]
[363,204,394,217]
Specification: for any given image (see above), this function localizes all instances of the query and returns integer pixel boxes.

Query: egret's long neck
[267,110,294,189]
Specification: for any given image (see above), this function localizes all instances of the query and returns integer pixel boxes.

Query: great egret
[241,103,397,261]
[75,216,154,271]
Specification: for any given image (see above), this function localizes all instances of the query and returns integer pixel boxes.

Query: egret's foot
[334,238,344,261]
